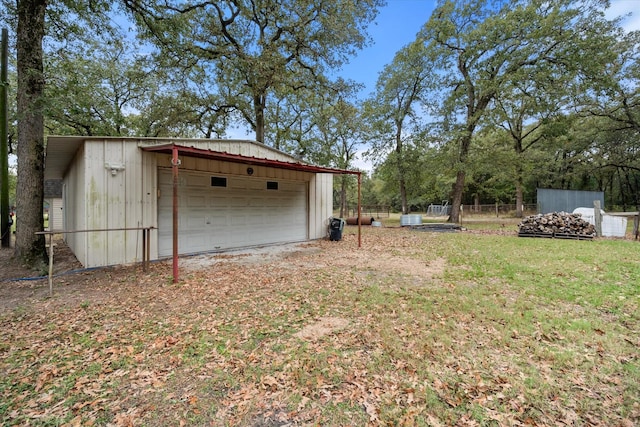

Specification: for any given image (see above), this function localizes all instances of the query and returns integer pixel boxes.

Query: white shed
[44,136,351,268]
[44,179,64,231]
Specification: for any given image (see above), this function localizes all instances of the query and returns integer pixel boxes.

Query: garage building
[44,136,346,268]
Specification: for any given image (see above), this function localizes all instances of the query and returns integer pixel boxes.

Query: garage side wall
[81,139,157,267]
[64,144,87,265]
[156,153,313,182]
[309,173,333,239]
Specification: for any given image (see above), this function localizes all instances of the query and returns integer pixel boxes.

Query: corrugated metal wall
[309,174,333,239]
[63,138,332,267]
[143,138,297,163]
[66,139,156,267]
[537,188,605,214]
[156,153,311,181]
[46,198,63,230]
[64,143,86,264]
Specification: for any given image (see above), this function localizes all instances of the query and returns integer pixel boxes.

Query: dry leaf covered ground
[0,225,638,426]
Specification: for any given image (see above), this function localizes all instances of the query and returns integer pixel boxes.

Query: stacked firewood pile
[518,212,596,239]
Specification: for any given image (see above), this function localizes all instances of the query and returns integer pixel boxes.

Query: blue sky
[341,0,639,99]
[338,0,436,98]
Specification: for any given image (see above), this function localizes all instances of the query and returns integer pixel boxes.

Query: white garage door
[158,168,308,257]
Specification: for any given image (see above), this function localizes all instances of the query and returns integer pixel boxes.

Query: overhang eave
[139,143,360,176]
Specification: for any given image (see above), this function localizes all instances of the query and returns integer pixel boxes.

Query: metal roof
[44,136,86,180]
[139,143,360,175]
[45,136,360,179]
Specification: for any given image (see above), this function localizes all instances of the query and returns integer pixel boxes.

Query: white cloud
[352,150,374,173]
[606,0,640,32]
[224,126,254,141]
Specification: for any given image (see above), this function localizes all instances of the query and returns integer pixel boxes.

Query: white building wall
[309,173,333,239]
[46,198,63,231]
[141,146,158,259]
[156,153,312,181]
[79,139,157,267]
[61,137,333,267]
[64,144,86,265]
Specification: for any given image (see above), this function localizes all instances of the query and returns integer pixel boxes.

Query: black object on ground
[329,218,345,241]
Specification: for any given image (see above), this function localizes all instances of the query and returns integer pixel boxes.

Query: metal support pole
[142,228,147,272]
[145,228,150,270]
[593,200,602,237]
[172,145,179,283]
[47,234,54,297]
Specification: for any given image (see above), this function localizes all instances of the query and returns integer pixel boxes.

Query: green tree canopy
[364,39,434,214]
[124,0,384,144]
[420,0,621,222]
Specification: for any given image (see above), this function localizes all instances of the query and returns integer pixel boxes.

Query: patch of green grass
[316,401,369,425]
[2,223,638,426]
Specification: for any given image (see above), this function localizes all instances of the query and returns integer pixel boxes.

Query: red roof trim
[140,143,360,175]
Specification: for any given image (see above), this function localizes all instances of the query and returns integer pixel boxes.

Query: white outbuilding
[44,136,357,268]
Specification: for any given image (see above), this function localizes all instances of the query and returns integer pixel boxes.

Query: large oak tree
[15,0,47,266]
[364,40,433,214]
[9,0,120,266]
[124,0,383,144]
[421,0,618,223]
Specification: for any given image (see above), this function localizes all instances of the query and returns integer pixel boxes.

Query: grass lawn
[0,224,638,426]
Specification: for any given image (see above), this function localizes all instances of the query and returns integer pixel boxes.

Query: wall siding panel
[46,198,63,231]
[54,137,334,268]
[64,144,87,265]
[309,173,333,239]
[78,139,157,267]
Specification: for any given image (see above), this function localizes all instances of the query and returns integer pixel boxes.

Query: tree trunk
[254,92,265,144]
[395,126,408,214]
[514,140,524,218]
[1,29,9,248]
[399,176,408,214]
[448,170,465,223]
[448,130,473,224]
[515,182,524,218]
[515,157,524,218]
[15,0,47,268]
[339,175,347,218]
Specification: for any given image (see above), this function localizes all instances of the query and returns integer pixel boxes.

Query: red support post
[172,145,179,283]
